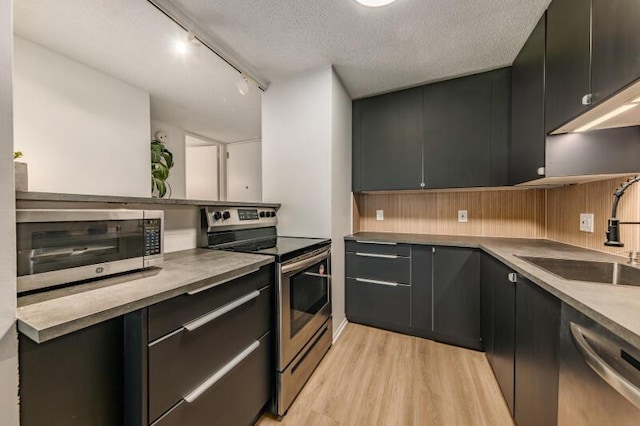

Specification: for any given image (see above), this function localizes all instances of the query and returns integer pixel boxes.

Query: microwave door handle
[281,248,330,275]
[30,245,117,260]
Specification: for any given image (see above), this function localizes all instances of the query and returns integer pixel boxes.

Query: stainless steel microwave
[16,209,163,293]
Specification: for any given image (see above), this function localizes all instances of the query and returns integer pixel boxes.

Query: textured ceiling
[168,0,551,98]
[13,0,261,143]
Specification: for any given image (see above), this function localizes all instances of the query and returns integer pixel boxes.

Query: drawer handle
[355,240,397,246]
[355,252,398,259]
[183,290,261,332]
[186,268,260,295]
[183,340,260,403]
[355,278,399,287]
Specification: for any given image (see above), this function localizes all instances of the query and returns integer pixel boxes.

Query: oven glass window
[290,258,329,338]
[16,220,144,277]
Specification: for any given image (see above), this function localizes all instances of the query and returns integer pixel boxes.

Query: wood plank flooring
[257,323,513,426]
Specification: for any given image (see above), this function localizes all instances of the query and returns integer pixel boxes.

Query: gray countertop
[347,232,640,348]
[16,191,281,209]
[17,249,274,343]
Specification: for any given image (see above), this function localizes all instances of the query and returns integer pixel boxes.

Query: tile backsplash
[354,175,640,256]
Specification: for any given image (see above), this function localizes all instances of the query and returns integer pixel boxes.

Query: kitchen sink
[517,256,640,287]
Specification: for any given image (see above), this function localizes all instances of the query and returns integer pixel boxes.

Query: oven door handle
[281,248,330,275]
[304,272,331,278]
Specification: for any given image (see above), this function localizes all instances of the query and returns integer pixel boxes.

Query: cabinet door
[515,276,561,426]
[433,247,481,349]
[411,245,433,332]
[423,73,492,189]
[491,260,516,416]
[510,14,546,185]
[545,0,592,132]
[480,254,495,359]
[352,100,363,192]
[359,87,423,191]
[592,0,640,104]
[490,68,511,187]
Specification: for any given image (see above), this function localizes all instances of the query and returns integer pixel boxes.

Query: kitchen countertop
[16,191,281,209]
[17,249,274,343]
[347,232,640,349]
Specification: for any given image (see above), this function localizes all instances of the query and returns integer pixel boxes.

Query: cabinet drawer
[346,278,410,329]
[148,285,272,423]
[345,252,410,284]
[346,240,410,257]
[153,332,272,426]
[148,265,272,342]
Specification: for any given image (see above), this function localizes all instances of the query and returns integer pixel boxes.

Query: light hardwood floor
[257,323,513,426]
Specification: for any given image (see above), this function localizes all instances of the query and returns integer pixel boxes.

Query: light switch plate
[580,213,594,233]
[376,210,384,221]
[458,210,468,223]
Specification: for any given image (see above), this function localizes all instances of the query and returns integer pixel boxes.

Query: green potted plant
[151,139,174,198]
[14,151,28,191]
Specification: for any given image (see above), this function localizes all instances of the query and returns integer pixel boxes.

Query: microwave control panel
[144,219,162,256]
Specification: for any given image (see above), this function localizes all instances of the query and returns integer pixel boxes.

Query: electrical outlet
[580,213,594,233]
[376,210,384,221]
[458,210,468,223]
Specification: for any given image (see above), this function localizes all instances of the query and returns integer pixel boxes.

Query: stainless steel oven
[17,209,163,293]
[277,245,332,415]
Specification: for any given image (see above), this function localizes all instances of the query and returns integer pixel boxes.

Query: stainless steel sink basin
[517,256,640,287]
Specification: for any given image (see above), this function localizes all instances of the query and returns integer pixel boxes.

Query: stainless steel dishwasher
[558,304,640,425]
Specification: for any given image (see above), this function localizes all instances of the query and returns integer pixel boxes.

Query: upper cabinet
[352,68,511,192]
[510,14,546,185]
[353,87,424,191]
[591,0,640,104]
[545,0,591,133]
[545,0,640,133]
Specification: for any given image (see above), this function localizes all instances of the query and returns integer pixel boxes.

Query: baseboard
[333,318,348,343]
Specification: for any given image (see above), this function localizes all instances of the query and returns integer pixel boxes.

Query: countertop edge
[17,256,274,344]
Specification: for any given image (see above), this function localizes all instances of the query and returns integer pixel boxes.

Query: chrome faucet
[605,176,640,247]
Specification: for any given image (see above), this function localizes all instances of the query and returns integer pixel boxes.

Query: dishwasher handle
[570,322,640,410]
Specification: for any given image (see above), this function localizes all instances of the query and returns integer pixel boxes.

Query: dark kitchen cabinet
[423,72,492,188]
[356,87,424,191]
[514,275,561,426]
[545,0,591,132]
[432,247,481,350]
[352,68,511,192]
[481,254,515,415]
[20,318,125,426]
[591,0,640,105]
[510,13,546,185]
[411,245,433,332]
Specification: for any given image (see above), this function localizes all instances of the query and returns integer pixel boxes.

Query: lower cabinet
[481,254,516,415]
[345,241,480,350]
[125,265,274,426]
[432,247,481,349]
[481,255,561,425]
[514,275,561,426]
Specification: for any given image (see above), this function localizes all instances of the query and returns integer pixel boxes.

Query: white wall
[329,69,352,337]
[0,0,19,423]
[262,67,332,238]
[262,66,352,340]
[13,37,151,197]
[227,140,262,202]
[151,120,186,199]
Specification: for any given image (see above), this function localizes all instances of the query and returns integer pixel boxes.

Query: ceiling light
[236,76,250,96]
[354,0,398,7]
[574,104,638,132]
[175,30,201,56]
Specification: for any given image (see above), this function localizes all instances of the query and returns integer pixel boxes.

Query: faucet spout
[605,176,640,247]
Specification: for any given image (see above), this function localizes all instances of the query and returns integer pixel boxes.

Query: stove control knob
[213,211,222,221]
[259,211,266,218]
[222,211,231,220]
[270,211,276,217]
